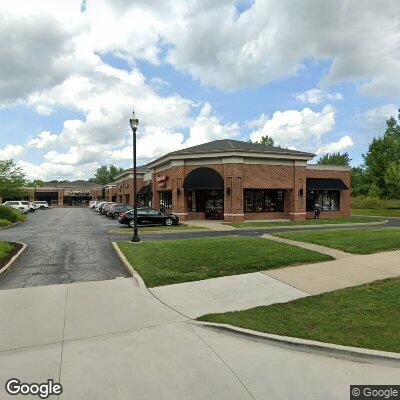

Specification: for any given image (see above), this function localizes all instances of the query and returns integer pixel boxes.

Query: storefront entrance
[205,190,224,220]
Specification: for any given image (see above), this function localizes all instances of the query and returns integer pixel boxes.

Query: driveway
[0,208,129,289]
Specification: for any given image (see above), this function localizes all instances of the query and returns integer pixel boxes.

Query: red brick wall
[306,168,351,218]
[117,177,145,205]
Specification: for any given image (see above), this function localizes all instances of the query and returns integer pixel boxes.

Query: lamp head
[129,110,139,130]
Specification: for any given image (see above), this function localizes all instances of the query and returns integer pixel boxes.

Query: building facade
[115,139,351,222]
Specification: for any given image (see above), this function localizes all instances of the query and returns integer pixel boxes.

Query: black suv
[118,207,179,227]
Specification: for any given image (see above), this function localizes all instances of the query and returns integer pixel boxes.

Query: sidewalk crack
[189,324,256,400]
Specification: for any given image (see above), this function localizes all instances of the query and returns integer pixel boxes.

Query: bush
[0,205,26,223]
[351,196,400,209]
[0,218,12,228]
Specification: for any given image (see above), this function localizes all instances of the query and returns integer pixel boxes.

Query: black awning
[137,184,151,195]
[183,167,224,189]
[307,178,349,191]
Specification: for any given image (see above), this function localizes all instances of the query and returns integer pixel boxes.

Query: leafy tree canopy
[363,109,400,198]
[89,165,124,185]
[257,135,275,147]
[0,159,27,200]
[317,152,351,166]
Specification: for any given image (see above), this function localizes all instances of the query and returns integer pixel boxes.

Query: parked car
[89,200,97,209]
[94,201,106,213]
[107,204,133,218]
[2,201,30,214]
[20,200,35,212]
[32,201,50,209]
[118,207,179,227]
[101,202,117,215]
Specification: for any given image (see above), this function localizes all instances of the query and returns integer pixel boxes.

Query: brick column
[289,163,306,221]
[172,166,187,220]
[58,189,64,206]
[223,162,244,222]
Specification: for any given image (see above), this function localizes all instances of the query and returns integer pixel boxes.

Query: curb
[192,321,400,367]
[0,242,27,277]
[108,228,208,235]
[0,220,23,230]
[228,219,389,231]
[110,241,400,365]
[111,241,147,289]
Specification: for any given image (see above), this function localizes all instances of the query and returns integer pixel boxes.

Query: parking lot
[0,208,129,289]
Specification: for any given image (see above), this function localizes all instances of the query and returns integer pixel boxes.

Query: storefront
[144,139,350,222]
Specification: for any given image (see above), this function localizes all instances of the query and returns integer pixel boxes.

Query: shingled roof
[148,139,314,166]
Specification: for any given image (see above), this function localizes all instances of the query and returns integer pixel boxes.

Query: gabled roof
[148,139,315,166]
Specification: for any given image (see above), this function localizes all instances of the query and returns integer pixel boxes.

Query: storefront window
[244,191,254,212]
[159,191,172,211]
[306,190,340,211]
[244,189,284,213]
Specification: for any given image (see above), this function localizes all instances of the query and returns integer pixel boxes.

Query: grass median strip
[225,216,385,229]
[110,224,208,235]
[0,241,13,261]
[198,277,400,353]
[117,236,332,287]
[351,208,400,218]
[274,227,400,254]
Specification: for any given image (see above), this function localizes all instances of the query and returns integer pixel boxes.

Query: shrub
[0,218,12,228]
[351,196,400,209]
[0,205,26,222]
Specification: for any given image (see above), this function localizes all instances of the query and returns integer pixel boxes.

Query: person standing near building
[314,202,321,219]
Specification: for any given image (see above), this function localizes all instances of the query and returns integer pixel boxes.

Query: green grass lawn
[274,227,400,254]
[0,241,13,261]
[110,224,208,234]
[117,237,332,287]
[0,218,12,228]
[198,277,400,353]
[351,208,400,218]
[226,216,385,229]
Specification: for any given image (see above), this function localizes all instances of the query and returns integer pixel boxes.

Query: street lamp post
[130,110,140,242]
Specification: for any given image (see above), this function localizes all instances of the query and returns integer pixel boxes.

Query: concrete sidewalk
[150,272,308,318]
[1,278,399,400]
[262,234,400,294]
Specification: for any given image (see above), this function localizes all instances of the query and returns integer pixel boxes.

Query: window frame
[306,190,340,212]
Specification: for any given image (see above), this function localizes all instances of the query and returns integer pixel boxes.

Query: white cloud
[295,89,343,104]
[184,103,240,147]
[0,144,24,160]
[28,131,59,149]
[363,104,399,128]
[17,159,99,181]
[249,105,336,150]
[316,135,354,155]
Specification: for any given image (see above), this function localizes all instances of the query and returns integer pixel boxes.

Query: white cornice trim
[307,164,351,171]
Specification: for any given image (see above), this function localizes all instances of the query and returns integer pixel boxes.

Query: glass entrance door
[205,190,224,220]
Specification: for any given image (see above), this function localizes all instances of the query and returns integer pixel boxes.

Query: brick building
[116,139,350,222]
[21,181,103,206]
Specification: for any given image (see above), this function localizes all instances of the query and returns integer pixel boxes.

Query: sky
[0,0,399,181]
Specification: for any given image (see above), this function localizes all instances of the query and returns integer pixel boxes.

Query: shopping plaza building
[114,139,350,222]
[20,139,350,222]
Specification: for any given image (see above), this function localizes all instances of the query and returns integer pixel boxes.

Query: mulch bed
[0,242,23,271]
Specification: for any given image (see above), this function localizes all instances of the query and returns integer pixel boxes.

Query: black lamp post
[130,110,140,242]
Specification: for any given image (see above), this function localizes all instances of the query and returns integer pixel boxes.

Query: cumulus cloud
[0,144,24,160]
[295,89,343,104]
[316,135,354,155]
[249,105,336,150]
[28,131,59,149]
[363,104,399,128]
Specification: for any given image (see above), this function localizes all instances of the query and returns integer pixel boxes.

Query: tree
[363,109,400,198]
[258,135,275,147]
[350,166,370,197]
[317,152,351,166]
[27,179,44,187]
[89,165,124,185]
[384,162,400,199]
[0,159,27,200]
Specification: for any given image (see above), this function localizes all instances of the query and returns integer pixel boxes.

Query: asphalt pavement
[0,207,129,289]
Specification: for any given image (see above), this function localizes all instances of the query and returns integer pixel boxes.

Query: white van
[2,201,30,214]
